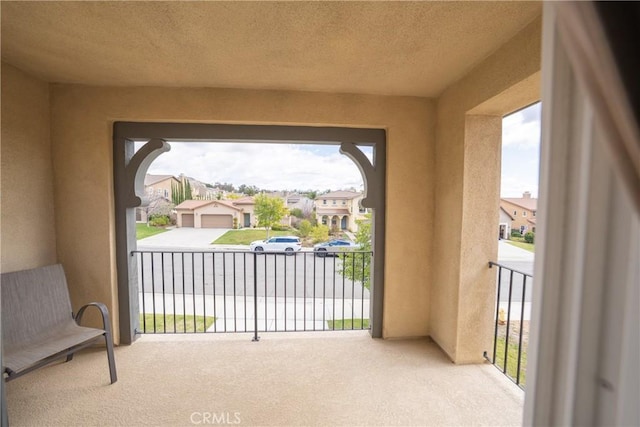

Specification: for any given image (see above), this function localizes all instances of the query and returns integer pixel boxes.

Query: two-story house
[315,190,367,232]
[144,174,180,200]
[500,191,537,235]
[285,192,314,216]
[136,174,180,222]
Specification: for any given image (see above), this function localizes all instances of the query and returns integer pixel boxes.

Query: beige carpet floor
[6,332,523,426]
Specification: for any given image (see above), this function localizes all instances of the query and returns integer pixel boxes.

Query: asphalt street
[495,240,535,303]
[136,250,371,300]
[136,229,533,304]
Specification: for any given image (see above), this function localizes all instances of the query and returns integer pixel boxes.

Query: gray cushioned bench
[1,264,117,384]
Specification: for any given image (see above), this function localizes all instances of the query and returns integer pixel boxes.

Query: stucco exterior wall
[1,63,57,273]
[49,86,435,342]
[431,17,542,362]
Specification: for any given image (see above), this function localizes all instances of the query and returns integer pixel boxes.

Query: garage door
[201,214,233,228]
[181,214,194,227]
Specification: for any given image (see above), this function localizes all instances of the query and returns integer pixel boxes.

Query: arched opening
[114,122,386,344]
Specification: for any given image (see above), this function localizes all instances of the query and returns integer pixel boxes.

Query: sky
[141,141,372,192]
[501,102,541,198]
[141,103,540,195]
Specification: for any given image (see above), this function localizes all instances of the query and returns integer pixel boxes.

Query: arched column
[113,137,170,344]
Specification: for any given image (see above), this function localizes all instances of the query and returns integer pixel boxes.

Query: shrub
[271,223,291,231]
[524,231,535,244]
[149,215,169,227]
[510,230,522,238]
[298,220,312,238]
[310,225,329,243]
[233,217,238,229]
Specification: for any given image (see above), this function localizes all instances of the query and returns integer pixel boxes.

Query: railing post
[252,251,260,342]
[486,260,532,389]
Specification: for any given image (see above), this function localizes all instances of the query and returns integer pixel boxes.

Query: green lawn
[493,337,528,386]
[213,229,296,245]
[326,319,370,330]
[136,223,169,240]
[506,239,535,253]
[139,313,215,333]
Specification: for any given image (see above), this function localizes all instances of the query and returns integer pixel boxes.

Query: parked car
[313,239,360,257]
[250,236,302,254]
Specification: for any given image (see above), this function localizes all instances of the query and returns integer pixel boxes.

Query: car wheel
[254,246,264,253]
[316,248,327,257]
[285,247,294,256]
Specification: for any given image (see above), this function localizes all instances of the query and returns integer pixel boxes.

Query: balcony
[6,332,524,426]
[3,247,528,425]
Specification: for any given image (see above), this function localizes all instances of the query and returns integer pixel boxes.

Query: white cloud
[501,103,541,198]
[142,142,367,191]
[500,175,539,199]
[502,108,541,148]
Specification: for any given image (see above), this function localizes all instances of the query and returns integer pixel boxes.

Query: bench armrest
[75,302,113,336]
[73,302,118,384]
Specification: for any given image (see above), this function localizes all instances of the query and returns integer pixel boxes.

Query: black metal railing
[132,250,372,340]
[484,261,533,389]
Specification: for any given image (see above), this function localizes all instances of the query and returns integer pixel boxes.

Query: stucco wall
[1,63,57,273]
[431,17,542,362]
[49,86,435,342]
[500,199,536,233]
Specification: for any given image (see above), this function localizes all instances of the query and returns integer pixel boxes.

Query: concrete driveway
[137,227,232,250]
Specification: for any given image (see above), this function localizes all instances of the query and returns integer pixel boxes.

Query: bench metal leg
[104,331,117,384]
[66,354,74,363]
[2,373,8,426]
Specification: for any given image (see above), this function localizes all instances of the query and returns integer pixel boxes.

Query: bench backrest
[1,264,74,348]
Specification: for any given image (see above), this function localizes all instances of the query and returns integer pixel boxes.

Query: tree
[143,193,173,226]
[298,219,312,238]
[239,184,259,196]
[254,194,288,238]
[340,215,372,289]
[171,179,192,205]
[214,182,235,192]
[289,208,304,219]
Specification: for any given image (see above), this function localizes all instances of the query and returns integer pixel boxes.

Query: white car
[313,239,360,257]
[249,236,302,254]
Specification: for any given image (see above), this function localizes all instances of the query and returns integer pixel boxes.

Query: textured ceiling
[1,1,541,97]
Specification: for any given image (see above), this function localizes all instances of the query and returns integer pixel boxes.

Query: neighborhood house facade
[500,191,537,235]
[315,190,367,232]
[136,174,180,222]
[175,198,256,229]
